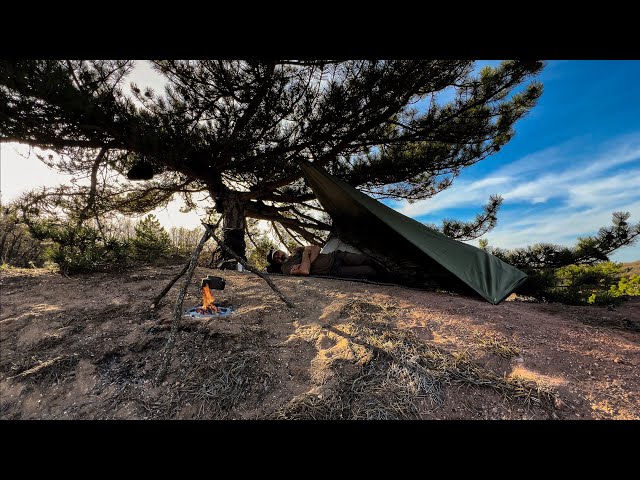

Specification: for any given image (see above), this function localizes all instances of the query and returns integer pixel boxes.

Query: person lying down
[266,245,388,281]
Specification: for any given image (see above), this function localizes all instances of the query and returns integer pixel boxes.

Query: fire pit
[183,305,233,319]
[183,275,233,319]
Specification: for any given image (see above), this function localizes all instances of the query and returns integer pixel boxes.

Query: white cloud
[500,137,640,205]
[494,131,640,179]
[494,139,582,178]
[396,132,640,262]
[567,169,640,209]
[399,132,640,216]
[467,176,510,191]
[397,175,512,217]
[396,140,594,217]
[475,199,640,262]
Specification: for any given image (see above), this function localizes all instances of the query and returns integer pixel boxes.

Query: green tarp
[301,162,528,304]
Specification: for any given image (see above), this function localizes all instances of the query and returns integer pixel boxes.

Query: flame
[196,284,218,315]
[201,284,215,308]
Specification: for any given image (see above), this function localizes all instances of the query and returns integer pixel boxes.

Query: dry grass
[274,349,442,420]
[96,328,277,419]
[275,300,556,420]
[168,333,275,419]
[622,260,640,276]
[579,314,640,332]
[30,332,68,351]
[7,354,79,386]
[476,333,521,358]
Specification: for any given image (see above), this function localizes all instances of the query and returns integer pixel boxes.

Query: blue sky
[392,60,640,262]
[1,60,639,262]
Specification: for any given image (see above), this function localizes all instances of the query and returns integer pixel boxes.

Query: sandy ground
[1,264,638,420]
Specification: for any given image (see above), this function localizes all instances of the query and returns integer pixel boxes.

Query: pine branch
[76,147,107,227]
[271,221,289,250]
[282,224,306,247]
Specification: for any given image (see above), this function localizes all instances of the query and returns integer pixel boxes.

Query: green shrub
[610,274,640,297]
[516,262,639,306]
[131,214,171,261]
[0,210,45,267]
[44,237,133,274]
[247,235,273,271]
[514,268,556,297]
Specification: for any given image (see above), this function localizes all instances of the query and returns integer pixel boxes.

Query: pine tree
[489,212,640,270]
[0,60,548,260]
[131,214,171,261]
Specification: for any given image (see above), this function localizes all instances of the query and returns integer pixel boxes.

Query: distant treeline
[1,207,638,305]
[0,209,215,272]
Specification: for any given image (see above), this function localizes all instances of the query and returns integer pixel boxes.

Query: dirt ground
[1,264,638,420]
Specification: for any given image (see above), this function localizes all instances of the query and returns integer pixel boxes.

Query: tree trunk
[219,192,247,268]
[0,228,10,259]
[5,232,19,264]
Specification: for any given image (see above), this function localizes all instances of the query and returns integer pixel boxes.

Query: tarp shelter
[301,162,528,304]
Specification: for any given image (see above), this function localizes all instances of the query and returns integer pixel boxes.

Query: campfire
[195,285,218,315]
[183,276,233,319]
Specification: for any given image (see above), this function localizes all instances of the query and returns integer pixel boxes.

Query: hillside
[623,260,640,276]
[1,264,638,420]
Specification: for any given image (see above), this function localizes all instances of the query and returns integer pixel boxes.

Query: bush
[44,236,133,274]
[0,209,45,267]
[516,262,640,306]
[247,235,273,271]
[131,214,172,261]
[610,274,640,297]
[515,268,557,298]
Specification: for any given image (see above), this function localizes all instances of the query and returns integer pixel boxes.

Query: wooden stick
[154,228,211,384]
[8,355,73,380]
[202,222,295,309]
[150,260,190,310]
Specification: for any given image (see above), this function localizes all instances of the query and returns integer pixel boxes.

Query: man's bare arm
[306,245,322,264]
[289,249,311,276]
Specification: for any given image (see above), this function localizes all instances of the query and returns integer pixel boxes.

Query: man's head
[267,248,288,265]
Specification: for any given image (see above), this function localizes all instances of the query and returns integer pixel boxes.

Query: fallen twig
[8,354,74,380]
